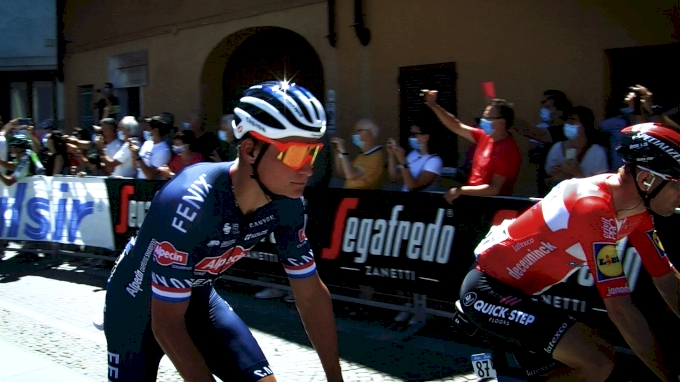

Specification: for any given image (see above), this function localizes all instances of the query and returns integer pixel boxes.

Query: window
[10,82,29,119]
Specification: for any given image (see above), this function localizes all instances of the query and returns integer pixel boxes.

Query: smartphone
[18,118,31,126]
[565,148,577,161]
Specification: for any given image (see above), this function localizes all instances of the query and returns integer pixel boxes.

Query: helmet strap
[630,166,668,211]
[249,142,278,201]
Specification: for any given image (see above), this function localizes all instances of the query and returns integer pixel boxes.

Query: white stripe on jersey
[151,286,192,300]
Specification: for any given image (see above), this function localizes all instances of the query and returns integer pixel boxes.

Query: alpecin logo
[154,241,188,266]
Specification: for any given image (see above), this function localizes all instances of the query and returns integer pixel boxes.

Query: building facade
[62,0,680,195]
[1,0,61,128]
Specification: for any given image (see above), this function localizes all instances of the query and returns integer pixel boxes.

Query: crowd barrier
[3,176,680,345]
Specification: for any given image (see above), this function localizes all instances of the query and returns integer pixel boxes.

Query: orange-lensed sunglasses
[249,131,324,170]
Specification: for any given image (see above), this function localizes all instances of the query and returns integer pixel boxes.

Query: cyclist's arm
[151,298,215,382]
[289,275,343,382]
[653,270,680,317]
[603,296,670,381]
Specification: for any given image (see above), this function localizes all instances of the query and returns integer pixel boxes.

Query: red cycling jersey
[475,174,673,299]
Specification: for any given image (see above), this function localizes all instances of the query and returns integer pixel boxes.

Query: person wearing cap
[0,135,34,186]
[130,116,172,179]
[94,118,123,175]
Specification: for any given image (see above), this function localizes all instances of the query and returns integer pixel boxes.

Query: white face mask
[143,131,153,141]
[172,144,185,155]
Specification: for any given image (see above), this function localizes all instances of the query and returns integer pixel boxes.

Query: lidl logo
[593,243,624,282]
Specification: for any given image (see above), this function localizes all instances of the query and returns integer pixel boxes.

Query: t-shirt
[401,151,443,192]
[475,174,673,299]
[468,129,522,195]
[106,162,316,306]
[169,152,205,175]
[544,142,609,178]
[111,138,141,178]
[137,140,171,179]
[344,146,387,190]
[105,139,123,159]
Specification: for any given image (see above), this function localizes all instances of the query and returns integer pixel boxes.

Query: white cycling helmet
[233,81,326,140]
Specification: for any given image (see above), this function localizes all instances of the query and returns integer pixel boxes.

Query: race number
[471,353,497,379]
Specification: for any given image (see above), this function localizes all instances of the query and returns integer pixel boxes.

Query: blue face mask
[409,137,421,150]
[352,134,364,149]
[218,130,228,142]
[172,145,185,155]
[117,131,125,141]
[182,122,191,130]
[540,107,552,123]
[620,107,634,116]
[480,119,494,135]
[563,123,579,140]
[143,131,153,141]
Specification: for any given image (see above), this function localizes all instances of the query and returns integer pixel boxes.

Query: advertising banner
[0,176,115,249]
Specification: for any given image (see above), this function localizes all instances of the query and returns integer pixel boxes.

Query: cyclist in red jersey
[460,122,680,381]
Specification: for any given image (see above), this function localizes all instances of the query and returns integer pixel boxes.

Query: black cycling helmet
[616,122,680,210]
[8,135,31,150]
[616,122,680,181]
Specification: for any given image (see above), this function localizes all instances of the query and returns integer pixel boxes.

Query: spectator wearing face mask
[100,116,142,178]
[331,119,387,190]
[423,90,522,202]
[544,106,609,189]
[158,130,204,179]
[211,114,238,162]
[130,116,172,180]
[386,122,443,192]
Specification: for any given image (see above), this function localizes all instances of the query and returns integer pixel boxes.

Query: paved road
[0,248,491,382]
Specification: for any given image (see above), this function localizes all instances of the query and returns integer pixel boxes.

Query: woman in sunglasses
[104,81,343,382]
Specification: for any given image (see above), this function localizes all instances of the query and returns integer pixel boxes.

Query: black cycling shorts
[459,268,576,356]
[105,285,272,382]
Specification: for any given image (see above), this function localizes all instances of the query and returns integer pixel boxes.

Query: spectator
[158,130,204,179]
[599,85,656,171]
[386,123,443,192]
[385,122,443,325]
[93,118,123,175]
[331,119,387,190]
[516,90,572,195]
[100,116,142,178]
[44,132,70,175]
[131,116,172,180]
[158,112,176,148]
[211,114,238,162]
[544,106,609,188]
[0,135,35,186]
[424,90,522,202]
[185,109,218,161]
[91,82,120,124]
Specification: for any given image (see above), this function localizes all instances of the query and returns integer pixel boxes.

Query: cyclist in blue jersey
[104,81,344,382]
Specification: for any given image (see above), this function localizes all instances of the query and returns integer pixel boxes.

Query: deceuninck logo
[463,292,477,307]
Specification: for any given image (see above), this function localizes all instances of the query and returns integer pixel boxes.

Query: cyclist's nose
[298,159,314,176]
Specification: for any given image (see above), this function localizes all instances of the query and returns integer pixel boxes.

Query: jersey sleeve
[470,127,484,144]
[274,198,317,279]
[145,176,214,302]
[628,215,674,278]
[571,197,630,299]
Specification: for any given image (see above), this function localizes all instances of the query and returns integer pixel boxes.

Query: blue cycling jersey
[105,162,316,382]
[110,161,316,303]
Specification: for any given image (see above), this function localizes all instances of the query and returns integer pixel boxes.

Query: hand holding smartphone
[565,148,577,161]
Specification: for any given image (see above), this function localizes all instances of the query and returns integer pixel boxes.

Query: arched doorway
[200,27,324,130]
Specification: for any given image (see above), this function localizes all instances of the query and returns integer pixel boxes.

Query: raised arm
[423,90,475,143]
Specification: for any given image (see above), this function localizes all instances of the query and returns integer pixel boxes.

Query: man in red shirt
[423,90,522,202]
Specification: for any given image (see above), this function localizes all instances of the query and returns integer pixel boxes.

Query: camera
[18,118,31,126]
